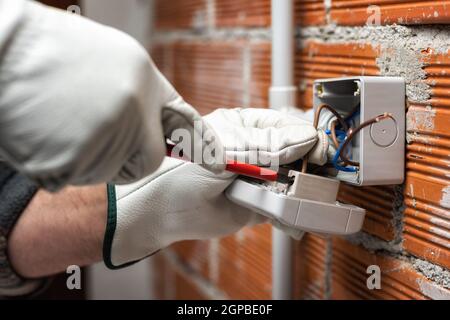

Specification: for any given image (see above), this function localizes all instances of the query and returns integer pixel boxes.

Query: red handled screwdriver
[166,143,278,182]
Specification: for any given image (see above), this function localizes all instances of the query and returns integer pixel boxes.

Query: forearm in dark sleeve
[0,162,107,297]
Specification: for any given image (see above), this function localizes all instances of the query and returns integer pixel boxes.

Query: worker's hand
[0,0,222,190]
[104,157,263,268]
[204,108,330,166]
[315,109,339,162]
[104,108,321,269]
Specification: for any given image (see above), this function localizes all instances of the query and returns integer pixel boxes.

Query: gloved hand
[315,109,339,162]
[104,108,324,269]
[0,0,222,190]
[204,108,329,166]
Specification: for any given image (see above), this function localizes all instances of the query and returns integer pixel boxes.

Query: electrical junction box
[226,76,405,235]
[313,76,405,186]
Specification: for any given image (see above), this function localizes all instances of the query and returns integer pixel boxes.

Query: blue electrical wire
[326,125,358,173]
[345,109,360,126]
[332,139,357,172]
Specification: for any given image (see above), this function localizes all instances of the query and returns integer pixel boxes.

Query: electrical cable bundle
[302,104,394,174]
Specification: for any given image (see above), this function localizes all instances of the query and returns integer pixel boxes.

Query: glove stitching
[116,161,186,201]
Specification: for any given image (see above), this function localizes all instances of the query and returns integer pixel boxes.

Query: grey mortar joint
[153,28,272,44]
[342,237,450,290]
[412,258,450,289]
[388,252,450,289]
[345,232,403,253]
[391,184,406,245]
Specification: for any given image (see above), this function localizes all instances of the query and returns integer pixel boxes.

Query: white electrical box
[313,76,405,185]
[226,76,406,236]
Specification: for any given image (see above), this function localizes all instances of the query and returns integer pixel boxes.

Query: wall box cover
[313,76,406,186]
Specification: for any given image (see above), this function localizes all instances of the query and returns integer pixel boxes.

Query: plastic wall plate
[313,76,405,186]
[226,178,365,235]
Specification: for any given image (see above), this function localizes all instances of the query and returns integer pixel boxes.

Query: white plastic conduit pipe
[270,0,297,111]
[270,0,298,300]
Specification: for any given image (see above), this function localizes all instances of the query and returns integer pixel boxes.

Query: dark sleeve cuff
[0,161,45,297]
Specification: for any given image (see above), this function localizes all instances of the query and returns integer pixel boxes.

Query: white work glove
[315,109,339,162]
[204,108,329,166]
[104,108,324,269]
[0,0,222,190]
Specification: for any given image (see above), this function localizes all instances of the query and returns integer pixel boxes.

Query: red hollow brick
[338,185,398,241]
[171,41,247,115]
[155,0,208,30]
[294,234,329,299]
[215,0,271,27]
[331,0,450,26]
[331,238,450,300]
[405,51,450,269]
[169,224,272,299]
[250,42,271,108]
[295,0,327,26]
[151,253,208,299]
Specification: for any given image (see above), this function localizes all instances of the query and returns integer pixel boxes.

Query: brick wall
[150,0,450,300]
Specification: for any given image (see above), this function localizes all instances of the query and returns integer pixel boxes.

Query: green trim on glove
[103,184,158,270]
[103,184,141,270]
[103,184,119,269]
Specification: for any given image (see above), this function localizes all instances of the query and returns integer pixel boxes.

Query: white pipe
[272,228,294,299]
[270,0,297,111]
[270,0,297,300]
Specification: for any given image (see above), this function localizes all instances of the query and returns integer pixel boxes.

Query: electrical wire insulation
[302,103,348,173]
[301,103,394,174]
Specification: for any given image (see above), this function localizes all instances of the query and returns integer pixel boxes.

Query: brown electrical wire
[301,103,348,173]
[335,104,365,167]
[338,113,394,165]
[330,120,340,148]
[314,104,349,131]
[331,119,360,167]
[301,102,394,172]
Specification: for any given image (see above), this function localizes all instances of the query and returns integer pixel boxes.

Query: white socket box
[313,76,405,185]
